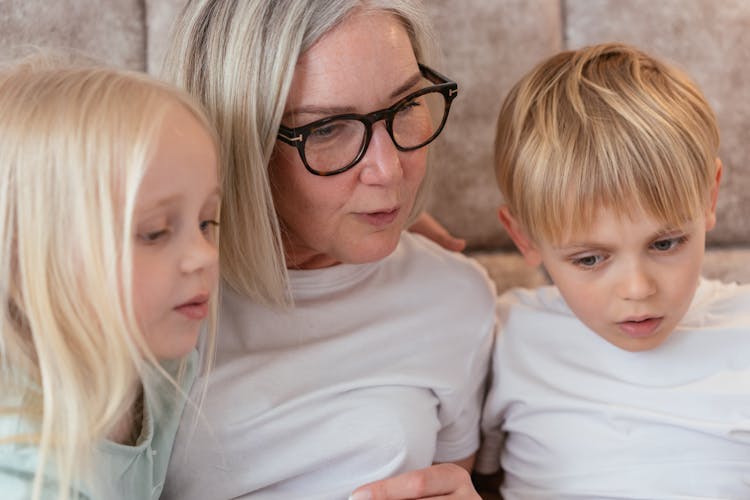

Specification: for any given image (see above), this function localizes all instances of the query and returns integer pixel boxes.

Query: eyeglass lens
[303,89,447,174]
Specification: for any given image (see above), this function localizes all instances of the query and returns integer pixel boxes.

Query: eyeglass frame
[276,63,459,176]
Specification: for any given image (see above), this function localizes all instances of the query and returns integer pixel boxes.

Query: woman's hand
[408,212,466,252]
[349,463,481,500]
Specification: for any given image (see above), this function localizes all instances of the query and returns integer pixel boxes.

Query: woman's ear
[498,205,542,266]
[706,157,722,231]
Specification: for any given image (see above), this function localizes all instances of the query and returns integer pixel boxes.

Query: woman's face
[271,10,428,269]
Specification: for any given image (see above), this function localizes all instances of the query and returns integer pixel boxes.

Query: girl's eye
[652,235,687,252]
[200,219,220,235]
[139,229,168,244]
[571,254,605,268]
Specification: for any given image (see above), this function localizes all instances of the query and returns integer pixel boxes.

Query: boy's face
[501,200,718,352]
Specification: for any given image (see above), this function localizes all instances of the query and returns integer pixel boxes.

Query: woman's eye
[310,123,343,140]
[398,97,423,114]
[572,254,604,268]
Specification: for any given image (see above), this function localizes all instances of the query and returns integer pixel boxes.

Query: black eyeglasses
[277,64,458,176]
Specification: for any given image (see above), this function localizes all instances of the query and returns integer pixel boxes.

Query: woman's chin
[347,231,403,264]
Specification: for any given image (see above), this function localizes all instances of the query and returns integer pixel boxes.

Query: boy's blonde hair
[162,0,438,306]
[495,42,720,244]
[0,59,217,499]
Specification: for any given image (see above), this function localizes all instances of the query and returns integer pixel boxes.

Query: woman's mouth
[357,207,400,228]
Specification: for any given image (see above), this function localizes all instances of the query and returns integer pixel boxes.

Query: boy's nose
[617,264,657,301]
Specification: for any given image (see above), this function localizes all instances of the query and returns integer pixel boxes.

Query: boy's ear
[706,157,722,231]
[498,205,542,266]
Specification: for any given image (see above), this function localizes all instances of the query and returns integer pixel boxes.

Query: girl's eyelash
[139,228,169,243]
[138,219,219,243]
[200,219,220,234]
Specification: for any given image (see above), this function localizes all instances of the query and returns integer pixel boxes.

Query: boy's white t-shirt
[477,278,750,499]
[164,232,496,500]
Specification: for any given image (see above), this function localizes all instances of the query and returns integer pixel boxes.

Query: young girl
[0,59,221,499]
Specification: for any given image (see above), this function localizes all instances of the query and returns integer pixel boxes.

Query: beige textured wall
[144,0,188,73]
[0,0,146,70]
[423,0,562,250]
[565,0,750,247]
[424,0,750,252]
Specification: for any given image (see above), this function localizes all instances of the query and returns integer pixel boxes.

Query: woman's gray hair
[162,0,438,306]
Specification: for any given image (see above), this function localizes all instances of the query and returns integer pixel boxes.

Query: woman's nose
[358,123,403,185]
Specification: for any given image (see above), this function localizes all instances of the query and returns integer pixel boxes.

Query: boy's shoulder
[683,278,750,324]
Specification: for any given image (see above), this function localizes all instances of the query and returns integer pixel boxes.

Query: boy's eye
[651,235,687,252]
[572,254,604,268]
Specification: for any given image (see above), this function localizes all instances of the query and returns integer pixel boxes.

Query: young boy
[475,43,750,498]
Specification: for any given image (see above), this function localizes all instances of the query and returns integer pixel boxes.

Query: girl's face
[270,10,428,269]
[131,104,220,360]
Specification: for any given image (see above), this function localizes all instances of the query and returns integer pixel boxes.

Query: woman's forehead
[287,10,418,114]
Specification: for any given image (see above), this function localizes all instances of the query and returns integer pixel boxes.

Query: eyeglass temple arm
[277,129,303,144]
[418,63,455,86]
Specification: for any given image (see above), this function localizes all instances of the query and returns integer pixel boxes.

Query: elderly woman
[162,1,496,499]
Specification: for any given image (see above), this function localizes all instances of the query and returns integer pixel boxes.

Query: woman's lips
[617,316,663,338]
[357,207,400,227]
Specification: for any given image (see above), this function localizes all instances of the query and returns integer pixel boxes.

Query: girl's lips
[357,207,400,228]
[617,317,663,338]
[175,296,209,320]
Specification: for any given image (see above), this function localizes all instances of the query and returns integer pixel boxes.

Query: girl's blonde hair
[495,42,720,244]
[0,59,217,499]
[162,0,438,306]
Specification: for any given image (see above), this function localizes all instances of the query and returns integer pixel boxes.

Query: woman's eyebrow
[284,104,356,120]
[389,70,422,99]
[283,71,423,121]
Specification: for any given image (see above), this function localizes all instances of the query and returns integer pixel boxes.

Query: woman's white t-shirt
[164,232,496,500]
